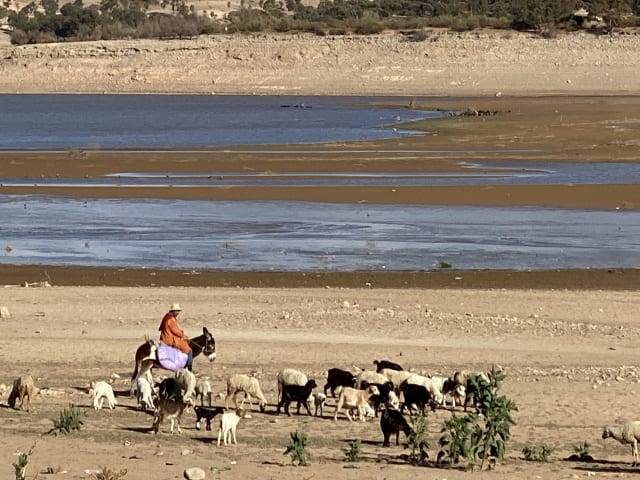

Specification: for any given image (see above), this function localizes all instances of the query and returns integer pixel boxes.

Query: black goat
[400,383,435,415]
[380,407,412,447]
[194,405,225,431]
[157,377,181,402]
[277,379,318,416]
[324,368,356,397]
[373,359,404,373]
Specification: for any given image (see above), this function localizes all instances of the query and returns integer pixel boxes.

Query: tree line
[1,0,639,45]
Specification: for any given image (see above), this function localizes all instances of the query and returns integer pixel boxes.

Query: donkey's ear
[203,327,210,335]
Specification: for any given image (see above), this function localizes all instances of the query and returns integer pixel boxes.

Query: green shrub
[438,413,478,465]
[49,403,85,435]
[343,439,361,463]
[472,366,518,471]
[13,442,36,480]
[406,411,429,464]
[522,443,553,462]
[284,430,310,466]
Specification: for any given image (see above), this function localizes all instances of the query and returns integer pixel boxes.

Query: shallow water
[0,94,439,149]
[2,161,638,187]
[2,196,638,271]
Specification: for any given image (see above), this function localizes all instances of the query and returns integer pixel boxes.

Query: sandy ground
[1,30,640,96]
[2,285,640,480]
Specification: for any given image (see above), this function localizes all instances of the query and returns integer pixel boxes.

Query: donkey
[131,327,216,381]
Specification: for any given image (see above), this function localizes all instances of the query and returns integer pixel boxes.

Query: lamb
[195,377,212,407]
[133,376,155,411]
[194,405,225,431]
[174,368,196,406]
[308,392,327,417]
[8,375,34,412]
[333,385,379,422]
[602,421,640,465]
[277,368,308,403]
[89,380,117,411]
[226,374,267,412]
[217,408,250,446]
[323,368,356,397]
[277,379,318,416]
[373,359,404,373]
[380,407,413,447]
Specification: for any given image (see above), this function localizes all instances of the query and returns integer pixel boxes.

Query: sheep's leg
[232,426,237,445]
[207,392,212,407]
[169,418,175,434]
[345,409,354,422]
[633,440,639,466]
[217,427,222,446]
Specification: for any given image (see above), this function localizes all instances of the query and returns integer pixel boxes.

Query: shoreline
[2,265,639,289]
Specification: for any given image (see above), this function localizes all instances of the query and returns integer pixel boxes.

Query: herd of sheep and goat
[6,353,640,467]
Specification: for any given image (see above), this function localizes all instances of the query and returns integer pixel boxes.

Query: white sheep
[133,376,155,411]
[195,377,212,407]
[334,385,379,422]
[226,374,267,412]
[355,369,389,389]
[174,368,196,406]
[277,368,307,403]
[603,421,640,465]
[217,408,250,446]
[308,392,327,417]
[379,368,414,393]
[8,375,35,412]
[90,381,117,411]
[404,374,445,405]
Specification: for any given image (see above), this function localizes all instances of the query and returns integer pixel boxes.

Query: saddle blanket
[157,344,188,371]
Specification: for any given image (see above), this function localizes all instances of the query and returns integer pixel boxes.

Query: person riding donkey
[158,303,193,371]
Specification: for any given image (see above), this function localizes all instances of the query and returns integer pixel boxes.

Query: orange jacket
[159,313,191,354]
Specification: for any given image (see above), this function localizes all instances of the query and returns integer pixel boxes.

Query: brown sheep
[8,375,35,412]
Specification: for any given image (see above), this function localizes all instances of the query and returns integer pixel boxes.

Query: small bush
[284,430,310,466]
[522,443,553,462]
[49,403,85,435]
[437,261,452,269]
[568,440,593,461]
[406,411,429,464]
[438,413,478,465]
[90,467,128,480]
[343,439,361,463]
[13,443,36,480]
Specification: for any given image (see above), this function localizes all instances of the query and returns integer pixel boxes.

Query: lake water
[0,94,439,149]
[1,94,638,272]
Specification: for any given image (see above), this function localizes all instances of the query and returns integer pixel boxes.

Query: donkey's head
[201,327,216,362]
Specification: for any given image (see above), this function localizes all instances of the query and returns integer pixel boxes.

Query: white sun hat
[169,303,182,312]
